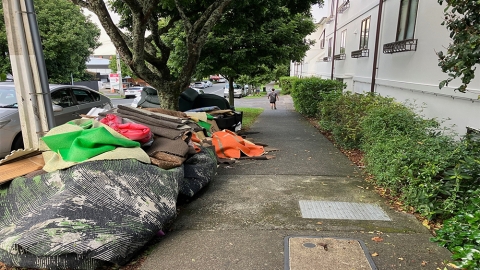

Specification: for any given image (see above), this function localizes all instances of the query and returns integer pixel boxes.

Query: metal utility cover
[285,236,377,270]
[299,200,391,221]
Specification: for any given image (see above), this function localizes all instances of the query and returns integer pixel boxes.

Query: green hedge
[279,76,299,95]
[290,77,480,268]
[289,77,344,117]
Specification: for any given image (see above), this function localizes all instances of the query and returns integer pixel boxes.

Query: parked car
[0,83,113,158]
[218,77,226,83]
[224,83,246,98]
[193,82,206,89]
[124,86,156,98]
[203,80,213,87]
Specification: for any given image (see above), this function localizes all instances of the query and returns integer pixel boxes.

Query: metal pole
[25,0,55,128]
[116,51,124,97]
[371,0,384,93]
[330,0,340,80]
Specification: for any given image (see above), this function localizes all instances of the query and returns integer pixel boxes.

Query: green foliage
[318,92,394,149]
[195,2,319,105]
[0,0,100,83]
[291,77,480,267]
[437,0,480,92]
[279,76,300,95]
[431,135,480,268]
[432,195,480,269]
[290,77,344,117]
[109,55,138,79]
[36,0,100,83]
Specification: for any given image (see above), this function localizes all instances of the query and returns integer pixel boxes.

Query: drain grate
[299,200,391,221]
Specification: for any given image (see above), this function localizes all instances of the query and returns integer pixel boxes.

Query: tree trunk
[154,83,182,111]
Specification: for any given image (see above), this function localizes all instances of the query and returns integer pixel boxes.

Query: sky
[88,3,329,56]
[311,2,329,23]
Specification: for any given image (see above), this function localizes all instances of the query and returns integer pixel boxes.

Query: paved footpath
[140,92,454,270]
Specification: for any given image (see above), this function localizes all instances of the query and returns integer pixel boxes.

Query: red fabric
[212,130,264,159]
[101,114,152,144]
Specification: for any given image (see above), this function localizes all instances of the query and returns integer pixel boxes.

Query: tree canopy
[195,3,317,105]
[72,0,322,110]
[72,0,233,110]
[0,0,101,83]
[437,0,480,92]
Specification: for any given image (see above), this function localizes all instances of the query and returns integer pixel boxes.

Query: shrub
[432,194,480,269]
[293,86,480,267]
[278,76,299,95]
[318,92,395,149]
[361,103,460,218]
[290,77,344,117]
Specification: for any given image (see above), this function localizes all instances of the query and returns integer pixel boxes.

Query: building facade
[294,0,480,136]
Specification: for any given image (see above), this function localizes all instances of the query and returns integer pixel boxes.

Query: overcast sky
[312,2,328,23]
[88,3,329,55]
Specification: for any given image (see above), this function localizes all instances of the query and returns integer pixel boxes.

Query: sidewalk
[139,94,454,269]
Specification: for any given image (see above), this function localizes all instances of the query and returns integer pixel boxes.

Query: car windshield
[127,87,142,91]
[0,86,18,108]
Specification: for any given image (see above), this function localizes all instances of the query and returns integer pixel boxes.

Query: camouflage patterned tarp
[0,150,218,270]
[180,147,217,197]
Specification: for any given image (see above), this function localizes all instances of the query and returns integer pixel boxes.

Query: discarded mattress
[0,153,216,270]
[180,146,217,197]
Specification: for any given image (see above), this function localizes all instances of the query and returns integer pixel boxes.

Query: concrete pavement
[138,91,454,269]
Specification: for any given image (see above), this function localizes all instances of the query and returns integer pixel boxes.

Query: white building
[294,0,480,136]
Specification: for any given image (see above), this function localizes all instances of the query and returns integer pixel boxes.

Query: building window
[320,30,325,49]
[396,0,419,41]
[360,17,370,49]
[340,30,347,54]
[328,37,333,57]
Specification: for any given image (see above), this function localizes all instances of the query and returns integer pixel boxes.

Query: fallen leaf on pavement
[371,236,383,242]
[447,262,460,269]
[422,219,431,229]
[371,252,379,257]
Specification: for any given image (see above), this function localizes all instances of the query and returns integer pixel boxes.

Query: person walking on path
[267,88,279,109]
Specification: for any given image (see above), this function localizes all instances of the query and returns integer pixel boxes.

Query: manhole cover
[299,200,391,221]
[285,236,377,270]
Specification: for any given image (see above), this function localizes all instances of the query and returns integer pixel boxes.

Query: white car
[223,83,246,98]
[193,82,206,89]
[123,86,156,98]
[218,77,226,83]
[0,83,113,158]
[203,80,213,87]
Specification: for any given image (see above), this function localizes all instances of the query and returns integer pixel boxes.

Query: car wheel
[11,133,24,152]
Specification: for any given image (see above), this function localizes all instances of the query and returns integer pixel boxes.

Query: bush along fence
[288,77,480,269]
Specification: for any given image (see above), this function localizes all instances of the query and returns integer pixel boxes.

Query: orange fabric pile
[211,130,264,159]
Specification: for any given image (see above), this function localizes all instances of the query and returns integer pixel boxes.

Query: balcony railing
[326,15,334,24]
[333,54,346,60]
[338,0,350,13]
[323,57,331,62]
[383,39,418,54]
[351,48,369,58]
